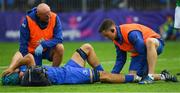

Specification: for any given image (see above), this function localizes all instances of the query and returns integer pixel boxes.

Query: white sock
[134,75,142,82]
[160,74,166,80]
[148,74,154,80]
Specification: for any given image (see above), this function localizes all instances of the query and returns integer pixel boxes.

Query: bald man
[9,3,64,74]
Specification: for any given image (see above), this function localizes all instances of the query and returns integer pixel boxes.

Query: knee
[55,44,64,53]
[82,43,93,51]
[13,51,23,58]
[146,38,155,48]
[25,53,34,61]
[16,51,23,56]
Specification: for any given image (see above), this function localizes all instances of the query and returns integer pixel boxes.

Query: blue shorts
[46,59,92,84]
[63,59,92,84]
[130,39,164,77]
[157,38,164,55]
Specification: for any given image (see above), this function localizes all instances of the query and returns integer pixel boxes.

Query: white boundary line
[0,57,180,69]
[0,92,180,93]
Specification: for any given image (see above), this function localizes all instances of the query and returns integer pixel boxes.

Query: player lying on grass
[2,43,142,86]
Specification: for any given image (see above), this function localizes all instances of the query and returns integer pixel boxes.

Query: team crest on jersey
[21,23,26,28]
[83,70,88,75]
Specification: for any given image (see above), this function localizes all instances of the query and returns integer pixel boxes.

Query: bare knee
[25,53,34,62]
[81,43,93,52]
[146,38,156,48]
[15,51,23,57]
[55,44,64,54]
[12,51,23,60]
[82,43,93,49]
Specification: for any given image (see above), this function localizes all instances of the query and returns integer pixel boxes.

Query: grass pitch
[0,41,180,92]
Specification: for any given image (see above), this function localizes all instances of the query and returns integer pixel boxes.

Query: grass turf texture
[0,41,180,92]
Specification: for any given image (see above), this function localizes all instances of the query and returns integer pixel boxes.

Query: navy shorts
[34,48,53,66]
[129,38,164,77]
[156,38,164,55]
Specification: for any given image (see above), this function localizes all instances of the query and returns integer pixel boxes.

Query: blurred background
[0,0,179,42]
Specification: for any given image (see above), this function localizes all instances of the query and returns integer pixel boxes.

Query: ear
[36,12,40,17]
[110,29,114,33]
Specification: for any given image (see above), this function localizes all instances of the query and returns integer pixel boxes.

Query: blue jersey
[44,59,92,84]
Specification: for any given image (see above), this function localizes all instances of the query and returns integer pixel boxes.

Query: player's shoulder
[26,7,37,21]
[21,18,28,28]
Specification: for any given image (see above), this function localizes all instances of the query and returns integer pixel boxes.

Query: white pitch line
[0,57,180,69]
[99,57,180,65]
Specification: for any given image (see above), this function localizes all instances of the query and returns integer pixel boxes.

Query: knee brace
[76,48,88,61]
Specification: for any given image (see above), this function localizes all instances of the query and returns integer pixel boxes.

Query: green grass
[0,41,180,92]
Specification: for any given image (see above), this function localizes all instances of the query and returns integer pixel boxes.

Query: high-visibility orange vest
[26,12,56,54]
[113,24,161,57]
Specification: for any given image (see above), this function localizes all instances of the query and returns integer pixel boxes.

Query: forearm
[128,30,146,55]
[41,38,62,48]
[111,60,126,73]
[112,46,127,73]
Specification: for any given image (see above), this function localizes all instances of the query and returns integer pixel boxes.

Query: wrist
[40,42,45,48]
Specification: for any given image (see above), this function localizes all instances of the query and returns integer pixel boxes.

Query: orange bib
[27,12,56,54]
[113,24,160,57]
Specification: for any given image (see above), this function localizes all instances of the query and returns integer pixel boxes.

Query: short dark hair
[99,19,115,33]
